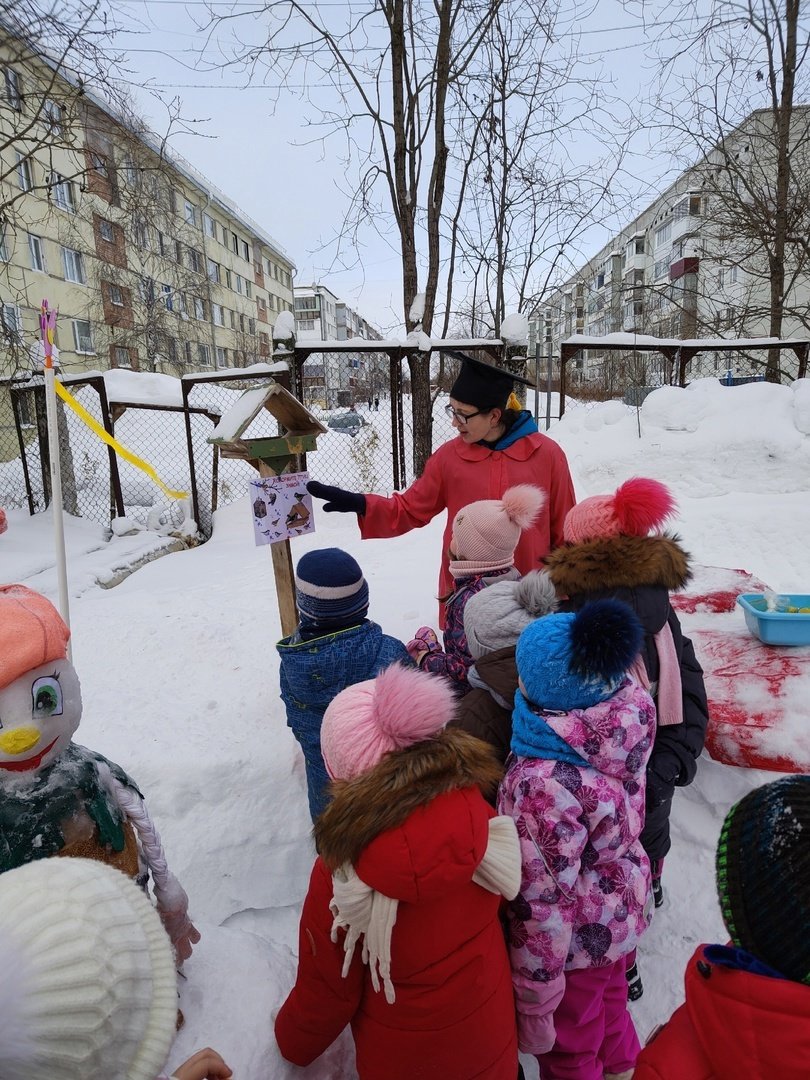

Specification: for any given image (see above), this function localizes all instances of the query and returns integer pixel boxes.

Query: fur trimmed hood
[314,727,502,872]
[544,532,691,597]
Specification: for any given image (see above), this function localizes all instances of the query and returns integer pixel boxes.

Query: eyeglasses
[444,405,484,423]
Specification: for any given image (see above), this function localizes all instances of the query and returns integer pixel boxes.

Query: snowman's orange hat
[0,585,70,690]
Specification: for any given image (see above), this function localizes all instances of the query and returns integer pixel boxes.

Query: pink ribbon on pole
[40,298,58,368]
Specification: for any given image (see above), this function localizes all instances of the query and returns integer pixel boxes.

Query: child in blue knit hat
[276,547,412,821]
[498,599,656,1080]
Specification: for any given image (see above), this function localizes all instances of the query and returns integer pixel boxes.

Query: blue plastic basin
[737,594,810,646]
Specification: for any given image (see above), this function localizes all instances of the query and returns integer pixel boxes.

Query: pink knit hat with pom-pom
[320,664,458,780]
[563,477,676,545]
[450,484,546,578]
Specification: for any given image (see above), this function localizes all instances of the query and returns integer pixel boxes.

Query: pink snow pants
[536,958,641,1080]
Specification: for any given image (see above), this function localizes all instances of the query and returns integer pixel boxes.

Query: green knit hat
[716,775,810,984]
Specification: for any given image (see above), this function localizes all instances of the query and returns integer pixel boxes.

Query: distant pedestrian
[368,398,372,410]
[374,396,379,410]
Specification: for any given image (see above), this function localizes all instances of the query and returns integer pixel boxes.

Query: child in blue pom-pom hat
[276,547,411,821]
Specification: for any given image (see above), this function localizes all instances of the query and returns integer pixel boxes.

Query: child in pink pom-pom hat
[407,484,546,692]
[275,663,522,1080]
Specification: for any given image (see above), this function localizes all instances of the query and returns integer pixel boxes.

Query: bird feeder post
[258,459,299,638]
[207,380,327,641]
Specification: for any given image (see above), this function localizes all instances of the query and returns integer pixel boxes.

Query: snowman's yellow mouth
[0,726,40,756]
[0,736,58,771]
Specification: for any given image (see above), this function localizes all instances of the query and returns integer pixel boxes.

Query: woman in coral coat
[274,664,522,1079]
[307,354,575,624]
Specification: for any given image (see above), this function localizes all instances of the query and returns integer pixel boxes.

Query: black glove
[306,480,366,515]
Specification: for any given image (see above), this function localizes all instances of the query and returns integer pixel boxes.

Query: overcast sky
[104,0,718,331]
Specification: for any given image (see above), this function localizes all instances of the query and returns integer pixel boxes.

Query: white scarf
[329,814,521,1004]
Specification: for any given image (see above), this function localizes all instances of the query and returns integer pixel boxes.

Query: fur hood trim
[314,727,503,870]
[544,533,691,596]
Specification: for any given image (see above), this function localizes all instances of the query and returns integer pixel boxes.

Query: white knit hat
[463,569,559,660]
[0,858,178,1080]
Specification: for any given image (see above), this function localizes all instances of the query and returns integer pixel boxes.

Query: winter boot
[626,960,644,1001]
[651,858,665,908]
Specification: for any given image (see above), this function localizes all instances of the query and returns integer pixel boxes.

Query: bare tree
[205,0,595,474]
[631,0,810,381]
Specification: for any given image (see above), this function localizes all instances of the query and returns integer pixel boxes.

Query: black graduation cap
[443,349,533,410]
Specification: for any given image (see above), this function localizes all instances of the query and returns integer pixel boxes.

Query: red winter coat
[634,946,810,1079]
[360,422,574,625]
[274,730,519,1079]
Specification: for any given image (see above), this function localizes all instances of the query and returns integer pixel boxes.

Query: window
[274,264,280,281]
[235,274,243,295]
[193,296,205,320]
[113,346,131,368]
[43,99,63,135]
[72,320,94,353]
[654,220,671,247]
[248,318,255,335]
[635,238,645,255]
[224,267,232,289]
[229,309,236,329]
[729,266,739,284]
[212,303,225,326]
[265,258,273,276]
[197,343,211,366]
[717,268,725,288]
[109,284,124,306]
[245,280,252,299]
[215,346,227,368]
[157,232,167,256]
[203,214,217,239]
[298,319,315,331]
[188,248,202,274]
[89,152,109,179]
[1,304,23,342]
[162,284,173,311]
[124,158,138,185]
[168,337,178,364]
[28,233,46,272]
[653,256,669,281]
[175,240,183,263]
[63,247,86,284]
[184,341,193,365]
[99,218,114,242]
[140,277,155,303]
[231,232,239,254]
[4,68,22,110]
[134,219,148,249]
[241,240,250,261]
[257,296,267,315]
[16,153,32,192]
[239,313,246,333]
[49,173,75,211]
[0,225,7,262]
[206,258,220,283]
[184,200,197,226]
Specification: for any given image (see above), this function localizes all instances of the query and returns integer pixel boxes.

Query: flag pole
[40,299,71,648]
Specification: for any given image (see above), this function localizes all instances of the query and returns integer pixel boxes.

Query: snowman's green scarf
[0,742,142,873]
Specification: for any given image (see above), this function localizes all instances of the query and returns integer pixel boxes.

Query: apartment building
[0,32,295,384]
[533,107,810,386]
[293,283,383,407]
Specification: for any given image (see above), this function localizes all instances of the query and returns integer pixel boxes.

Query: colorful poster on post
[249,471,314,546]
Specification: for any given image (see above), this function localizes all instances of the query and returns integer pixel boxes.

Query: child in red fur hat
[407,484,546,691]
[275,663,522,1079]
[544,477,709,1000]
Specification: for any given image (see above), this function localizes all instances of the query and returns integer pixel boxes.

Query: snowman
[0,584,199,961]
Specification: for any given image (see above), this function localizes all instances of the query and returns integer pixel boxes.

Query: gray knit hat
[464,570,558,660]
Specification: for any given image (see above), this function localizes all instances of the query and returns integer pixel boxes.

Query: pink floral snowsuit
[497,679,656,1078]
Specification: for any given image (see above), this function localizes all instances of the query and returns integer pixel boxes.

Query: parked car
[327,411,365,436]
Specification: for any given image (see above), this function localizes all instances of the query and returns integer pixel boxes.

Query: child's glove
[406,626,441,665]
[513,972,565,1055]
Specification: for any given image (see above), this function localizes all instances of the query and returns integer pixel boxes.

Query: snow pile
[104,368,184,407]
[500,311,529,345]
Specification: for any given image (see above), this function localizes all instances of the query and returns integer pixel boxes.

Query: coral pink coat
[361,429,574,624]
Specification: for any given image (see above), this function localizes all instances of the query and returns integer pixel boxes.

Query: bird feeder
[208,382,327,636]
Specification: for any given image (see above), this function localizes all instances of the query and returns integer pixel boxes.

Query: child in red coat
[635,775,810,1079]
[274,664,522,1079]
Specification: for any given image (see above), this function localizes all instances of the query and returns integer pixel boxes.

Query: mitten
[154,872,201,963]
[406,626,441,664]
[306,480,366,515]
[513,971,565,1055]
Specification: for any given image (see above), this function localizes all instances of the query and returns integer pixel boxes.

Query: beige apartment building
[1,32,295,384]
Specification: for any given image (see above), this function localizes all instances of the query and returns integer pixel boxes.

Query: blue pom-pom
[569,599,643,683]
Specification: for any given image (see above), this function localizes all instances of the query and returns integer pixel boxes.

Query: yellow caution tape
[54,380,189,501]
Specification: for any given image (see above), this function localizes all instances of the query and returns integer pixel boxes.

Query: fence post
[181,377,202,531]
[94,376,125,519]
[10,386,36,515]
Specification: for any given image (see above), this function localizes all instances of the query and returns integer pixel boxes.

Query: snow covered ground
[1,377,809,1078]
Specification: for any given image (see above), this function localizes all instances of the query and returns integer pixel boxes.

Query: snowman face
[0,659,82,775]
